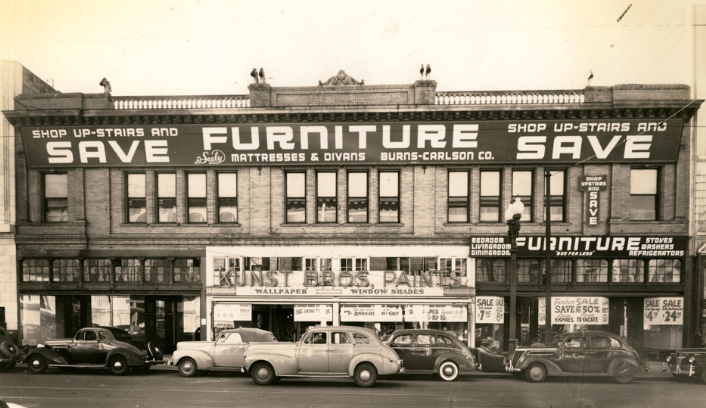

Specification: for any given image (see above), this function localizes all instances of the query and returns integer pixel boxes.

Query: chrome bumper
[663,362,695,376]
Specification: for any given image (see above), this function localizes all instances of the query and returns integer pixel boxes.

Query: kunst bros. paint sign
[21,119,683,167]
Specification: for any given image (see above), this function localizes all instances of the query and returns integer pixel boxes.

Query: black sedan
[384,329,476,381]
[665,348,706,383]
[24,326,164,375]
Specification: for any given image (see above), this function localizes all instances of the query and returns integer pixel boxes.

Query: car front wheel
[353,363,378,387]
[178,358,198,377]
[525,363,547,383]
[251,362,276,385]
[438,361,460,381]
[108,355,130,376]
[26,355,47,374]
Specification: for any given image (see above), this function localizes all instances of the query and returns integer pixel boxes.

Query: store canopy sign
[20,119,683,167]
[404,305,468,322]
[476,296,504,324]
[539,297,609,325]
[213,303,251,328]
[294,305,332,322]
[644,297,683,328]
[341,305,403,322]
[470,236,687,258]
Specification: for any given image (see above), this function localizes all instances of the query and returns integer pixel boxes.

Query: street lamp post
[505,198,524,355]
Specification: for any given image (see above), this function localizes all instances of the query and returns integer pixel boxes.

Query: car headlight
[687,356,695,364]
[665,356,671,363]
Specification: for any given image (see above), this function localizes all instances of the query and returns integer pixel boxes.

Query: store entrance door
[144,296,177,353]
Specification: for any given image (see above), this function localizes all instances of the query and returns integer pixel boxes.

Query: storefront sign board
[21,119,683,167]
[539,297,609,325]
[404,305,468,322]
[294,305,332,322]
[340,305,403,322]
[643,297,683,327]
[476,296,504,324]
[580,175,608,226]
[214,303,251,322]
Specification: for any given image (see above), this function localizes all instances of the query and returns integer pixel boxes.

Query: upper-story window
[448,171,469,223]
[545,170,565,222]
[630,168,658,220]
[576,259,608,283]
[218,173,238,223]
[22,259,49,282]
[379,171,399,223]
[480,171,501,222]
[44,173,68,222]
[53,259,80,282]
[157,173,177,223]
[317,172,337,223]
[286,172,306,223]
[648,259,681,283]
[127,173,146,223]
[347,172,368,223]
[512,171,533,222]
[187,173,207,223]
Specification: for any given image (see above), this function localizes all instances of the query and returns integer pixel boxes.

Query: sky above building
[0,0,699,96]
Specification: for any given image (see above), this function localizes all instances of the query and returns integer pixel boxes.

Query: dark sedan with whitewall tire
[508,331,648,384]
[23,326,164,375]
[384,329,476,381]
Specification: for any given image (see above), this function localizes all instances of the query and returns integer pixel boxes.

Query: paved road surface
[0,367,703,408]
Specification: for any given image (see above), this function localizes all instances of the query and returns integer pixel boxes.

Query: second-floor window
[448,171,469,223]
[379,171,399,223]
[286,172,306,223]
[512,171,532,221]
[630,168,658,220]
[44,173,68,222]
[480,171,501,222]
[545,170,565,222]
[348,172,368,223]
[187,173,207,223]
[218,173,238,223]
[157,173,176,223]
[127,173,146,223]
[317,172,337,223]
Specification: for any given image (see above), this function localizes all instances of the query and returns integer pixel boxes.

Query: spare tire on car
[0,340,21,359]
[147,341,163,360]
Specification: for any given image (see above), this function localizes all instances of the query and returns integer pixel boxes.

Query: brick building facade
[3,72,703,355]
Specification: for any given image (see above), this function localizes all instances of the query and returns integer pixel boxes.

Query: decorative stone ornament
[319,70,364,86]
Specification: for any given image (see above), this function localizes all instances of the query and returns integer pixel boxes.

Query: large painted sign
[644,297,683,327]
[21,119,683,167]
[470,236,687,258]
[539,297,609,325]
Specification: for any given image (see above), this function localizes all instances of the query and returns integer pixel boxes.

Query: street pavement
[0,363,703,408]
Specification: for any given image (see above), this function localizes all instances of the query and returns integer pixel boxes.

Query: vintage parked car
[507,331,647,384]
[384,329,476,381]
[170,328,277,377]
[23,326,164,375]
[469,346,507,373]
[664,348,706,383]
[244,326,404,387]
[0,327,22,371]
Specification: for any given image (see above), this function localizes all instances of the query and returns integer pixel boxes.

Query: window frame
[480,170,502,223]
[126,173,147,224]
[186,172,208,224]
[629,168,659,221]
[379,170,400,223]
[316,171,337,224]
[217,172,238,224]
[156,172,177,224]
[347,171,369,223]
[285,171,307,224]
[544,169,566,222]
[43,172,68,223]
[512,170,533,222]
[447,170,469,223]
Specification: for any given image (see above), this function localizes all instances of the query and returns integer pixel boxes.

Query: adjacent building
[2,71,702,357]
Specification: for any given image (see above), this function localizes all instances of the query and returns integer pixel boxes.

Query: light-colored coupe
[244,326,404,387]
[170,328,277,377]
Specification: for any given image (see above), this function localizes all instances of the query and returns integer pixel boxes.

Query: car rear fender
[106,349,145,367]
[245,352,297,375]
[172,349,215,369]
[609,357,642,376]
[517,357,562,375]
[347,353,384,377]
[433,352,475,372]
[24,348,67,365]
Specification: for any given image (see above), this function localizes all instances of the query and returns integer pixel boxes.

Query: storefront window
[174,259,200,283]
[648,259,681,283]
[91,296,131,328]
[20,295,56,346]
[612,259,644,282]
[22,259,49,282]
[145,259,168,282]
[476,259,506,282]
[576,259,608,282]
[84,259,111,282]
[52,259,80,282]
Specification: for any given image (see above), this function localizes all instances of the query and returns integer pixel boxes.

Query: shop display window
[53,259,80,282]
[576,259,608,282]
[648,259,681,283]
[448,171,469,223]
[20,295,56,346]
[126,173,146,223]
[84,259,112,282]
[476,258,506,282]
[22,259,49,282]
[145,259,168,282]
[174,259,200,283]
[157,173,177,223]
[612,259,644,282]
